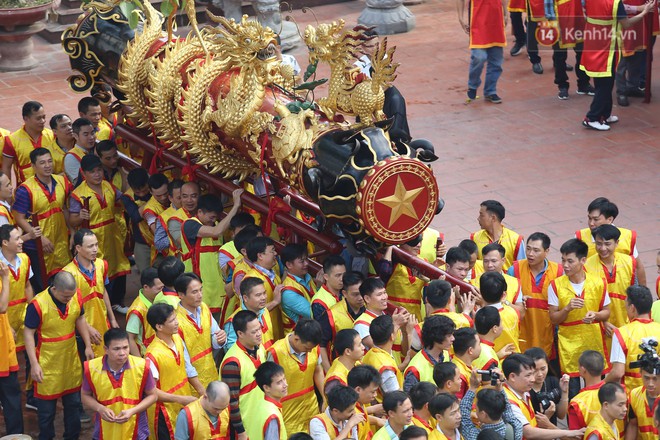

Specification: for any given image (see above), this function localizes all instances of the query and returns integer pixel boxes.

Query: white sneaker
[112,304,129,314]
[582,119,610,131]
[605,115,619,124]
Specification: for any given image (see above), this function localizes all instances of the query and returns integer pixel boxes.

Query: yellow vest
[64,145,89,183]
[268,336,320,434]
[471,272,522,305]
[420,228,443,265]
[471,226,524,270]
[511,259,562,354]
[156,206,180,258]
[584,412,619,440]
[0,203,14,225]
[324,358,353,395]
[469,260,485,283]
[32,288,83,399]
[363,346,403,398]
[227,306,275,349]
[182,398,230,440]
[21,175,72,277]
[386,262,427,321]
[62,258,109,358]
[428,427,464,440]
[71,181,131,279]
[373,423,410,440]
[176,303,217,392]
[281,273,317,334]
[503,384,538,429]
[312,284,342,317]
[250,396,287,440]
[96,117,114,141]
[141,196,167,265]
[552,273,608,376]
[83,355,149,440]
[569,381,603,428]
[414,310,472,344]
[412,414,436,434]
[491,304,520,354]
[220,341,266,433]
[245,266,283,340]
[629,386,658,440]
[585,253,636,328]
[473,340,500,370]
[405,349,445,385]
[355,310,404,366]
[220,240,241,274]
[452,356,473,398]
[0,274,18,376]
[126,291,156,355]
[576,227,637,259]
[181,217,227,316]
[6,253,30,351]
[123,189,152,245]
[356,403,372,440]
[4,127,59,183]
[612,319,660,391]
[145,335,192,437]
[326,299,359,358]
[311,412,341,438]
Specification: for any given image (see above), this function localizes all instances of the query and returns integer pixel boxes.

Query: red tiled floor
[0,0,659,435]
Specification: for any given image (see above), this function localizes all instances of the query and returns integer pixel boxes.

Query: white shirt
[609,334,625,363]
[0,200,11,226]
[309,408,357,440]
[507,387,531,427]
[547,281,611,307]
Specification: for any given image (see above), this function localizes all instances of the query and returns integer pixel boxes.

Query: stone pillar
[0,23,45,72]
[358,0,415,35]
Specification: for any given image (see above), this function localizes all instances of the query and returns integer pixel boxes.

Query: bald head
[180,181,200,212]
[51,271,78,304]
[202,381,230,416]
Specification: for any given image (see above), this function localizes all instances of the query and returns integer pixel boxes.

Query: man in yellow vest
[227,225,261,297]
[96,140,126,191]
[13,147,72,292]
[141,173,170,267]
[458,239,481,281]
[252,361,288,440]
[432,362,462,396]
[363,315,405,395]
[181,190,243,323]
[403,315,455,392]
[2,101,60,184]
[473,306,514,371]
[81,328,157,440]
[586,224,637,331]
[373,391,413,440]
[49,114,75,161]
[312,254,346,320]
[174,272,227,390]
[444,246,473,283]
[24,271,94,440]
[324,328,364,398]
[501,354,585,439]
[479,272,521,355]
[155,256,185,307]
[584,383,627,440]
[267,318,324,434]
[167,181,199,254]
[0,172,17,226]
[64,118,97,186]
[319,271,365,372]
[281,243,317,334]
[450,327,482,399]
[471,200,525,270]
[568,350,606,430]
[121,168,152,273]
[428,392,461,439]
[62,229,119,358]
[154,179,184,259]
[78,96,113,141]
[409,381,437,434]
[348,365,386,436]
[69,154,131,314]
[472,243,525,316]
[548,238,611,399]
[310,385,364,439]
[127,267,164,356]
[626,364,660,440]
[605,285,660,390]
[219,310,266,440]
[145,302,204,439]
[174,381,231,440]
[508,232,563,354]
[421,279,474,332]
[0,260,23,435]
[575,197,646,286]
[218,212,256,275]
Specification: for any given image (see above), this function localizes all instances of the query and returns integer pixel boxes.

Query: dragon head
[304,20,375,66]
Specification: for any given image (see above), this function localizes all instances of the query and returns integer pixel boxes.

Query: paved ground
[0,0,658,436]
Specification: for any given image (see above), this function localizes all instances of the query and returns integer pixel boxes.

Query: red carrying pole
[29,212,49,289]
[81,196,91,229]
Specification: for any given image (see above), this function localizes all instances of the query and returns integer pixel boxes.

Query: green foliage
[0,0,51,7]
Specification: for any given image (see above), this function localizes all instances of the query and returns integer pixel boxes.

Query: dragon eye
[245,38,252,44]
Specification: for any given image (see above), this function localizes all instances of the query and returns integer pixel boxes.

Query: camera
[537,389,561,411]
[629,338,660,372]
[476,368,501,386]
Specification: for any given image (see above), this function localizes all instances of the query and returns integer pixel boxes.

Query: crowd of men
[0,98,659,440]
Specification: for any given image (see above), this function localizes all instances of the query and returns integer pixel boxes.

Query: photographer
[605,285,660,391]
[524,348,569,426]
[501,354,584,439]
[625,353,660,440]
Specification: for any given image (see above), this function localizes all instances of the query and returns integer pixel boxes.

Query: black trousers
[527,20,541,64]
[586,75,615,121]
[510,11,527,44]
[553,42,590,90]
[0,371,24,435]
[24,247,45,293]
[108,274,127,306]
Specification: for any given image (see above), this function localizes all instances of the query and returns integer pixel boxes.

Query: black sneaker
[467,88,477,101]
[566,63,574,71]
[532,62,544,74]
[80,411,92,424]
[485,94,502,104]
[558,88,569,100]
[510,41,526,56]
[577,85,595,95]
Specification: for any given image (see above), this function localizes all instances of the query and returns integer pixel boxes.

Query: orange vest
[32,288,83,399]
[612,319,660,391]
[145,335,192,437]
[552,273,609,376]
[4,127,59,183]
[386,262,427,321]
[71,181,131,279]
[5,253,31,352]
[126,291,156,355]
[83,355,149,439]
[471,227,523,270]
[585,253,636,328]
[183,398,230,440]
[629,386,659,440]
[281,274,317,334]
[21,175,72,277]
[512,259,562,354]
[176,303,217,391]
[62,258,110,358]
[268,336,320,434]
